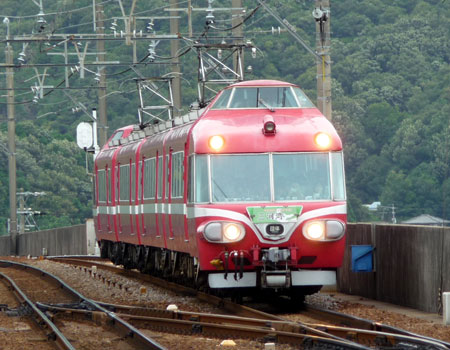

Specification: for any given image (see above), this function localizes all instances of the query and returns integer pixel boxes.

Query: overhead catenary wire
[0,0,114,19]
[207,5,261,32]
[53,0,189,33]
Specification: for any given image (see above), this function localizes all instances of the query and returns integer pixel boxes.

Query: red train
[94,79,346,296]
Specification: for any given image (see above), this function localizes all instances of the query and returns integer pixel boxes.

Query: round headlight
[202,222,245,243]
[209,135,224,151]
[303,221,325,240]
[315,132,331,149]
[223,223,241,241]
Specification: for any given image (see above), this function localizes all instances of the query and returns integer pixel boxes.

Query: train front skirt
[208,270,336,289]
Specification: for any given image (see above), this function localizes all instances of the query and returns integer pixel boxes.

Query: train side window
[188,156,194,203]
[165,155,169,199]
[331,152,346,200]
[97,169,106,202]
[138,161,142,200]
[110,130,124,142]
[144,158,156,199]
[116,165,120,202]
[131,163,136,202]
[171,151,184,198]
[195,155,209,203]
[120,164,130,201]
[157,156,163,199]
[108,168,112,203]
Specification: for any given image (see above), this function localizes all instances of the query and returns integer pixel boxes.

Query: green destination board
[247,206,302,224]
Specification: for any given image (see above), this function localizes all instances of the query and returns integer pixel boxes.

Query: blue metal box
[351,245,373,272]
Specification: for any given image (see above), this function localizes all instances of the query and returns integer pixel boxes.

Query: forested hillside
[0,0,448,233]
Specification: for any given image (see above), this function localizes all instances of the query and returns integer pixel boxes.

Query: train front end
[189,80,346,293]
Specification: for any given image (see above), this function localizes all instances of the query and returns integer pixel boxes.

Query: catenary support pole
[96,4,108,146]
[315,0,332,120]
[170,0,182,115]
[232,0,243,75]
[5,41,17,254]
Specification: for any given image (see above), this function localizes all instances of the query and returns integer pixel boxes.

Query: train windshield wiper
[258,98,275,112]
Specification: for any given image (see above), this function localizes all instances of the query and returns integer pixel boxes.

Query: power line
[0,0,114,19]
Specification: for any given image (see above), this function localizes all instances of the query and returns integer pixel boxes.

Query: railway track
[40,256,450,350]
[0,259,166,350]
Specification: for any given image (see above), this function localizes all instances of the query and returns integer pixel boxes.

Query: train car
[94,79,346,296]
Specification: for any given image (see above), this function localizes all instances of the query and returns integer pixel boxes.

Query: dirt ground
[0,258,448,349]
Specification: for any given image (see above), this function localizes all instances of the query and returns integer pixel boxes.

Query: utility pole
[18,189,25,234]
[96,4,108,146]
[232,0,244,73]
[170,0,182,114]
[5,20,17,254]
[314,0,332,120]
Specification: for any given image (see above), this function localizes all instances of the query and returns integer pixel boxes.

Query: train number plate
[247,206,302,224]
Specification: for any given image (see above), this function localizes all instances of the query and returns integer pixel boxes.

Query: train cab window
[230,88,258,108]
[97,169,107,202]
[211,154,270,202]
[212,86,309,109]
[144,158,156,199]
[292,87,315,108]
[259,87,297,108]
[273,153,331,201]
[211,88,232,109]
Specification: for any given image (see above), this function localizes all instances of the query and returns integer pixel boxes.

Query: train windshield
[211,154,271,202]
[211,86,315,109]
[192,152,345,203]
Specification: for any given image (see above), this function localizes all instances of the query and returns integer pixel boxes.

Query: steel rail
[46,257,450,350]
[47,256,280,319]
[38,302,450,350]
[304,304,450,349]
[37,303,370,350]
[0,271,76,350]
[0,259,166,350]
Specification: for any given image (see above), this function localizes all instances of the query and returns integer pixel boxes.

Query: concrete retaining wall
[0,235,11,256]
[0,224,87,257]
[338,223,450,313]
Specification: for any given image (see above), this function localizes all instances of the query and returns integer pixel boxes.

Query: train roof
[227,79,297,88]
[98,80,342,158]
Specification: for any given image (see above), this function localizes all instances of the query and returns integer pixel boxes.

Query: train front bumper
[208,269,336,289]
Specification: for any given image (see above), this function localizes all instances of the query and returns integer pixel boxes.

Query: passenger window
[171,152,184,198]
[119,165,130,201]
[144,158,156,199]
